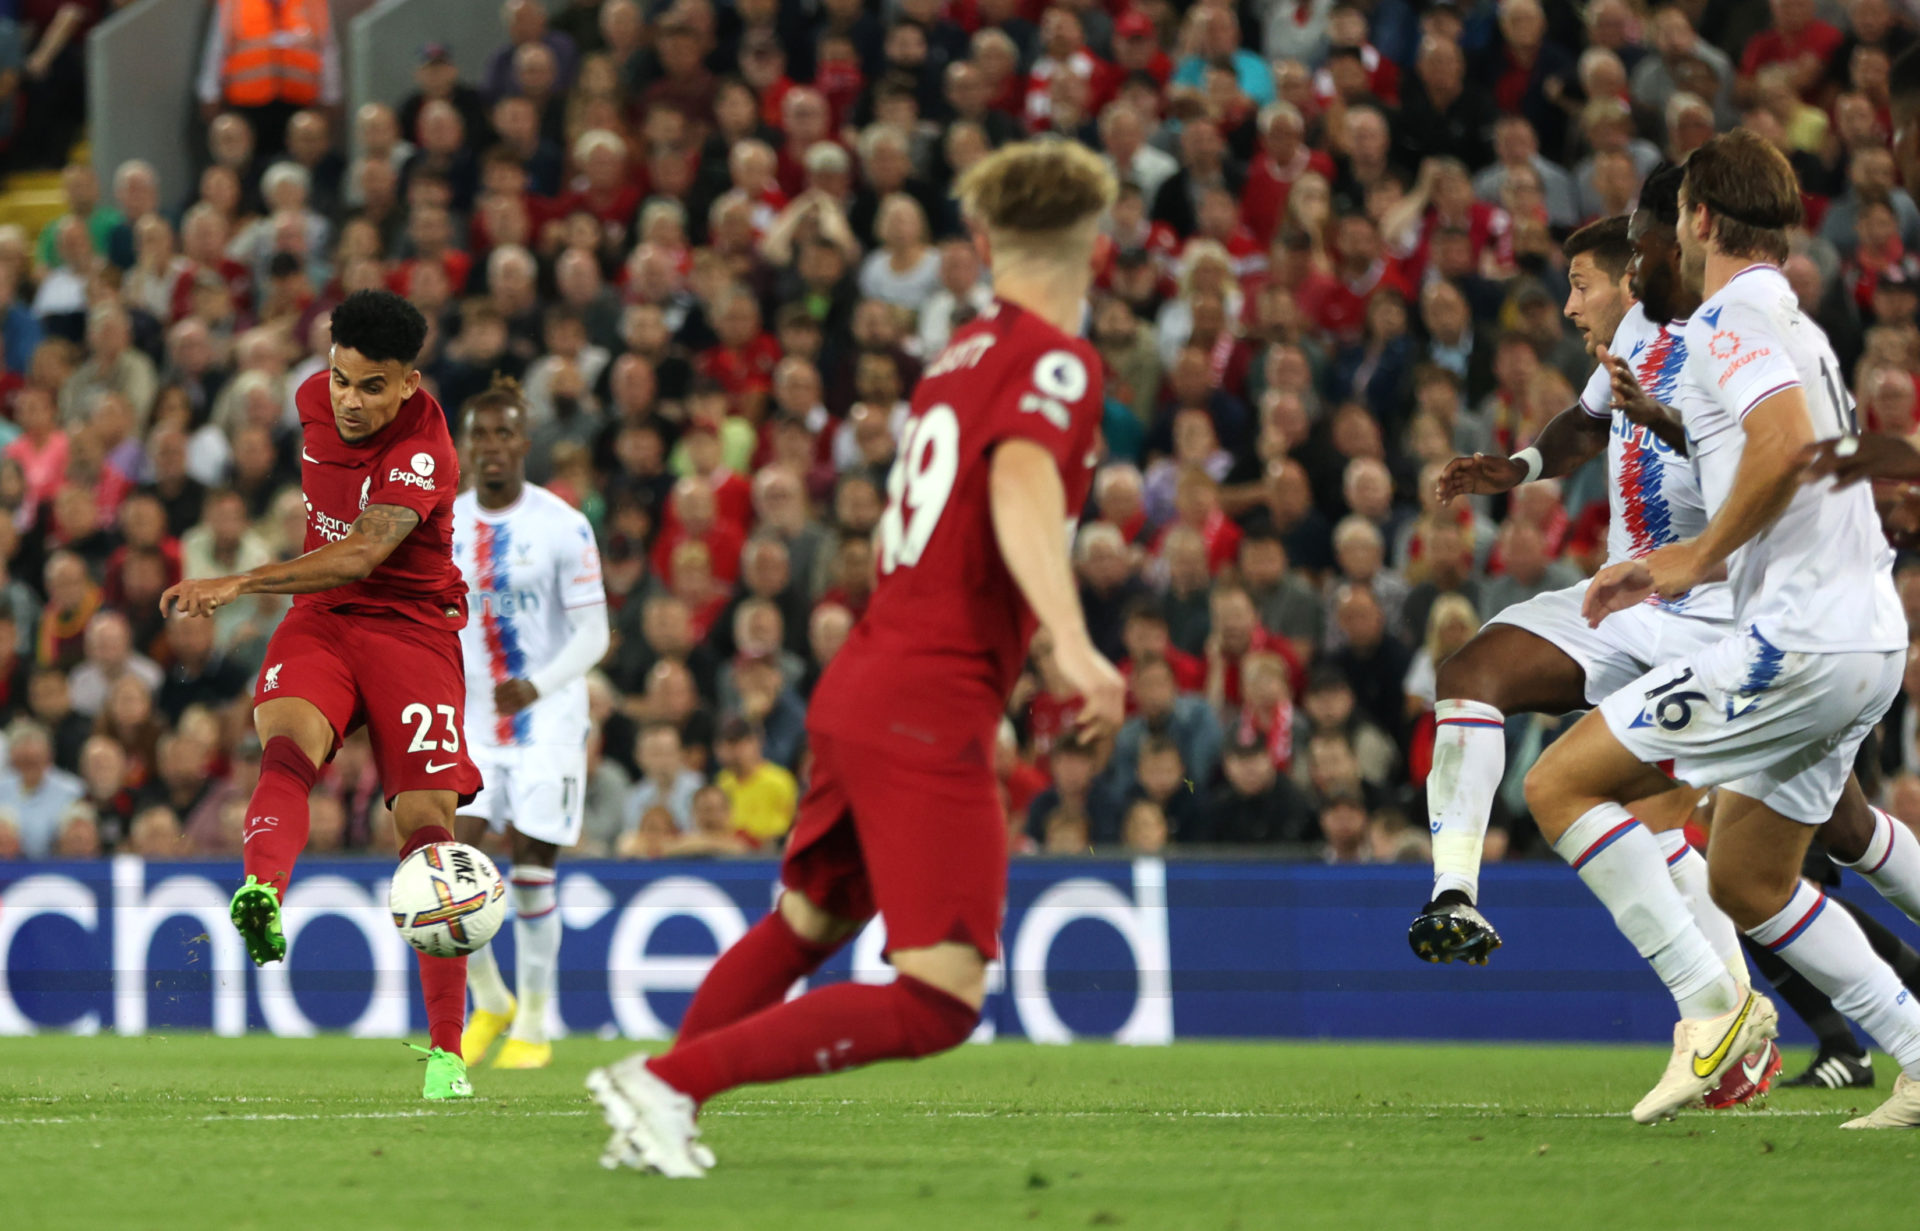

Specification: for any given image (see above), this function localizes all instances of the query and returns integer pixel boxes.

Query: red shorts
[781,730,1008,960]
[254,605,482,805]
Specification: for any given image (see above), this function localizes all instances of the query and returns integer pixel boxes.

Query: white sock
[467,937,513,1016]
[508,866,560,1045]
[1552,804,1742,1020]
[1835,807,1920,926]
[1428,700,1507,902]
[1747,881,1920,1075]
[1655,828,1749,985]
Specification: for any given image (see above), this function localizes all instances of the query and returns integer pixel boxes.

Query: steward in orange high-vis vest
[215,0,328,107]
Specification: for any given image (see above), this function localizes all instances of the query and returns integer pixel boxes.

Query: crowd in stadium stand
[6,0,1920,866]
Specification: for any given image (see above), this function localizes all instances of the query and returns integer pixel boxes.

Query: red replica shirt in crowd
[696,335,782,403]
[1241,146,1336,246]
[1309,259,1414,346]
[1740,22,1844,90]
[809,300,1103,753]
[291,371,467,628]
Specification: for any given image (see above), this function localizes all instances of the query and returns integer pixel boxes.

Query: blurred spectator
[671,783,751,856]
[626,721,703,833]
[68,611,162,718]
[579,722,631,855]
[1111,656,1224,795]
[185,735,260,851]
[1126,733,1204,842]
[1200,732,1316,844]
[1122,798,1169,854]
[1479,520,1582,612]
[124,804,187,858]
[156,612,249,723]
[79,734,136,843]
[0,604,29,722]
[713,716,797,848]
[1329,583,1413,746]
[0,718,83,856]
[1027,734,1125,846]
[54,802,99,857]
[27,667,88,771]
[1318,790,1371,863]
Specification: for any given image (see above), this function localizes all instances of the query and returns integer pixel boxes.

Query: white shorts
[1597,627,1901,825]
[1489,581,1730,706]
[460,743,588,848]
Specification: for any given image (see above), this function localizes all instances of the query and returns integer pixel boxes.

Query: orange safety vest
[219,0,328,107]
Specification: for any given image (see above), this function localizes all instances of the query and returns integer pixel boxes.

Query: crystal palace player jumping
[586,141,1127,1177]
[161,290,483,1101]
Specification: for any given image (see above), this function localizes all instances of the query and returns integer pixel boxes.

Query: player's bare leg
[1819,776,1920,925]
[229,697,334,966]
[1525,713,1774,1121]
[1414,625,1597,964]
[454,812,517,1062]
[394,788,472,1099]
[1706,791,1920,1127]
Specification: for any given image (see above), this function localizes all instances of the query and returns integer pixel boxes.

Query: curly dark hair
[329,290,428,367]
[1638,162,1685,228]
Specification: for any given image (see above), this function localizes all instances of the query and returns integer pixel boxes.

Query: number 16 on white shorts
[1597,626,1901,826]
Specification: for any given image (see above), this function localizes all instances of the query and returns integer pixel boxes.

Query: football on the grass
[389,843,508,957]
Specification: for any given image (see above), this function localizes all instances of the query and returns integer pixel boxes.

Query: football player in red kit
[161,290,484,1100]
[586,141,1127,1176]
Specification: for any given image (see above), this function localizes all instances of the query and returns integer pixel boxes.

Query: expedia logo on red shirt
[388,451,437,491]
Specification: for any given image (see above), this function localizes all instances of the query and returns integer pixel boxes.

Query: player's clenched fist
[1052,634,1126,742]
[161,576,243,618]
[1435,453,1528,505]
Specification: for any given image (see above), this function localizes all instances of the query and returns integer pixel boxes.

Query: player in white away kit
[1412,202,1738,962]
[450,382,610,1070]
[1534,130,1920,1127]
[1409,194,1778,1105]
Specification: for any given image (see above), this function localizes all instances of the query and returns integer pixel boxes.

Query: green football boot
[412,1044,475,1100]
[229,876,287,966]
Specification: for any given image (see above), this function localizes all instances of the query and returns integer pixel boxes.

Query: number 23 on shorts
[403,702,463,772]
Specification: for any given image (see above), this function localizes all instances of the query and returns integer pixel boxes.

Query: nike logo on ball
[424,761,456,773]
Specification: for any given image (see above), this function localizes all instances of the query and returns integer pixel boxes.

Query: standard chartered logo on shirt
[479,588,544,617]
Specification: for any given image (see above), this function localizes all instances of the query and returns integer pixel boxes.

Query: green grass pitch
[2,1035,1915,1230]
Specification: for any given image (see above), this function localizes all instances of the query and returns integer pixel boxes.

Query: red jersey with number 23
[291,371,467,628]
[808,300,1104,755]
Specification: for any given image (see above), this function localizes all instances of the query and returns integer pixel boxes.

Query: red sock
[242,736,318,897]
[647,976,977,1105]
[399,824,467,1052]
[673,911,840,1048]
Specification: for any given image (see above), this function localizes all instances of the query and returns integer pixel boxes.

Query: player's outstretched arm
[1434,402,1608,506]
[160,504,422,616]
[1801,432,1920,487]
[988,440,1125,742]
[1644,389,1812,601]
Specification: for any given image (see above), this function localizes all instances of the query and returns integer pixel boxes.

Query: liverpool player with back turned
[587,141,1128,1177]
[161,290,484,1100]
